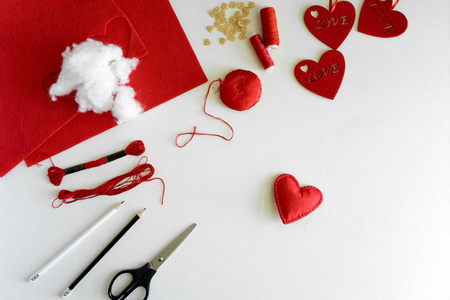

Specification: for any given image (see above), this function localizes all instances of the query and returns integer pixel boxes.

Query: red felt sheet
[0,0,148,177]
[22,0,207,169]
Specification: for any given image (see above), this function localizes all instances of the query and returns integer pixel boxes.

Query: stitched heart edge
[274,174,323,224]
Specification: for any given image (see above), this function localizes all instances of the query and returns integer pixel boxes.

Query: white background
[1,0,449,299]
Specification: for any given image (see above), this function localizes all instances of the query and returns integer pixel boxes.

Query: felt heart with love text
[304,1,356,49]
[274,174,323,224]
[294,50,345,100]
[358,0,408,38]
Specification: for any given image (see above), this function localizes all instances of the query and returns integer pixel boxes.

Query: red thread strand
[260,7,279,49]
[48,166,66,186]
[52,157,164,208]
[124,140,146,156]
[47,140,146,186]
[149,177,166,205]
[175,79,234,148]
[85,157,108,169]
[35,153,51,168]
[329,0,338,13]
[47,157,66,186]
[250,34,275,70]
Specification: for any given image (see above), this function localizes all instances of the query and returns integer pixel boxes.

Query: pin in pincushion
[219,69,262,111]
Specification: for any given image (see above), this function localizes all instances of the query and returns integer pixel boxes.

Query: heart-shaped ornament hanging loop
[329,0,338,13]
[390,0,399,11]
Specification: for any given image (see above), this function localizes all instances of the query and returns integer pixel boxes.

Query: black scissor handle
[108,263,156,300]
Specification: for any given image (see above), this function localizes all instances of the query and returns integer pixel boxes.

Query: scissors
[107,223,196,300]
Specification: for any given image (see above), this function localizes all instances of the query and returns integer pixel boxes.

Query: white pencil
[29,201,124,282]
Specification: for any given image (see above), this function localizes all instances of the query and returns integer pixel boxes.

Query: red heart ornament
[274,174,323,224]
[294,50,345,100]
[358,0,408,38]
[304,1,356,49]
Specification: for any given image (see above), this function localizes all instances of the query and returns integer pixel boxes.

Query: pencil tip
[137,208,146,218]
[114,202,124,210]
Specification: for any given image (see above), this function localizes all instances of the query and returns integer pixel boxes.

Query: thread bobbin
[260,7,279,50]
[249,33,274,71]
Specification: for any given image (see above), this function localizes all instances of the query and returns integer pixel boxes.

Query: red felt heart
[294,50,345,100]
[304,1,356,49]
[358,0,408,38]
[274,174,323,224]
[41,17,138,95]
[91,17,132,57]
[42,72,60,94]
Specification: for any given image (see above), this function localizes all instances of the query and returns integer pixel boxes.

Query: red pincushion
[220,69,262,111]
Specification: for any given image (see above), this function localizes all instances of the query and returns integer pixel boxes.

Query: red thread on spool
[260,7,279,49]
[52,157,165,208]
[250,34,275,70]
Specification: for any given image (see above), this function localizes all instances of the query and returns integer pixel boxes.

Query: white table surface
[1,0,449,299]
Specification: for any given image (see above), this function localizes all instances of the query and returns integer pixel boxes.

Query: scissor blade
[150,223,196,270]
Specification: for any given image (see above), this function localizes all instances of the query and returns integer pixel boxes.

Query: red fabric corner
[0,0,148,177]
[24,0,207,167]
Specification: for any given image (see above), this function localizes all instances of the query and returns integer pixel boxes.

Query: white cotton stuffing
[49,39,142,124]
[113,86,143,124]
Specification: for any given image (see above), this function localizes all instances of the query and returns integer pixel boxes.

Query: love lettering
[308,63,340,83]
[316,15,350,29]
[370,3,395,32]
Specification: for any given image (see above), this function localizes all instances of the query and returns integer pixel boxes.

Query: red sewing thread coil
[48,140,145,186]
[175,79,234,148]
[260,7,279,49]
[250,33,275,70]
[52,157,165,208]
